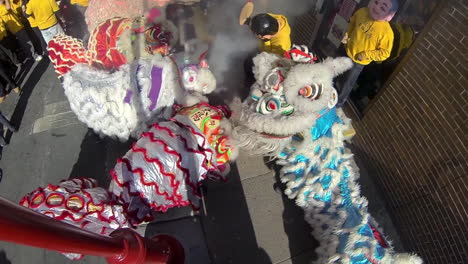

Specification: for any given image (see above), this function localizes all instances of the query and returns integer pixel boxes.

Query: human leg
[32,27,47,56]
[14,29,35,61]
[0,62,18,89]
[0,39,19,65]
[21,23,44,61]
[337,62,365,107]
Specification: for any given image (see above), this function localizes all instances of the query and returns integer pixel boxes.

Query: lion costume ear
[198,51,209,68]
[322,57,353,77]
[252,52,283,85]
[199,59,209,68]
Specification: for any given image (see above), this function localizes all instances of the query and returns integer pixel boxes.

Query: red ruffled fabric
[47,34,91,77]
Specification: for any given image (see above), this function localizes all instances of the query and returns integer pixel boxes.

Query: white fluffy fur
[274,107,423,264]
[63,64,139,141]
[136,54,183,119]
[252,52,293,86]
[179,67,217,107]
[230,124,292,157]
[283,57,352,114]
[233,53,350,156]
[321,56,354,77]
[383,254,424,264]
[194,68,217,95]
[63,54,182,140]
[235,98,318,135]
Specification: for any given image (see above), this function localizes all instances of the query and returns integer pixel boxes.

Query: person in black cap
[247,13,291,56]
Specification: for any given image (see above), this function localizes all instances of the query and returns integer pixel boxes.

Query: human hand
[355,52,365,61]
[341,32,349,44]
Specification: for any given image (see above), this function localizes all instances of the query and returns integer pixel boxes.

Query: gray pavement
[0,60,110,264]
[0,59,401,264]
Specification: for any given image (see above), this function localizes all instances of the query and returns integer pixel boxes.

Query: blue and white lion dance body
[233,47,423,264]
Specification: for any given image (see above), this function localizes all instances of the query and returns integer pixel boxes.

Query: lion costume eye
[299,83,323,100]
[255,94,295,116]
[256,95,281,114]
[264,68,285,93]
[265,72,280,90]
[182,66,198,90]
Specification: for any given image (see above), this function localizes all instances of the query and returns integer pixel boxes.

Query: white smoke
[205,0,318,103]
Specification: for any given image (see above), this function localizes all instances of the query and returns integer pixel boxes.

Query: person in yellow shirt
[0,16,17,65]
[0,19,20,101]
[70,0,88,6]
[337,0,398,107]
[23,0,65,46]
[243,13,291,88]
[9,0,45,58]
[7,0,20,17]
[248,13,291,56]
[0,0,42,61]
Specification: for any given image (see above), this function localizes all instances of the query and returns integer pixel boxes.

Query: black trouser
[0,39,18,65]
[0,35,20,64]
[0,61,17,97]
[15,29,35,60]
[31,27,48,57]
[23,21,45,56]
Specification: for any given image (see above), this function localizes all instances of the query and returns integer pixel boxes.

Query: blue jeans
[337,61,365,107]
[40,23,64,46]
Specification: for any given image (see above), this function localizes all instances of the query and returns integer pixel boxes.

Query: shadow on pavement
[200,164,273,264]
[14,59,35,89]
[5,58,50,143]
[268,160,319,264]
[68,129,133,188]
[0,250,11,264]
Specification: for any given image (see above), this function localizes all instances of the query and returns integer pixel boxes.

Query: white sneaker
[35,55,43,61]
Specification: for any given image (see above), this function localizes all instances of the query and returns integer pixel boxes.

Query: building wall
[291,9,319,47]
[352,0,467,263]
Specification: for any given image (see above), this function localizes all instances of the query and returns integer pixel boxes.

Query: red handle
[0,196,184,264]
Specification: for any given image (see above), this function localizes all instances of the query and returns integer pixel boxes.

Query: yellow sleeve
[362,27,394,62]
[50,0,59,12]
[25,2,32,15]
[0,5,8,16]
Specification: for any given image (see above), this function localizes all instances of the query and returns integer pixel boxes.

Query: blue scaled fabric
[276,107,391,263]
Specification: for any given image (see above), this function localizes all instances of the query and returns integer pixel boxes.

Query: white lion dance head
[231,50,353,156]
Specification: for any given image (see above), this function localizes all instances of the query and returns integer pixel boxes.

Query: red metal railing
[0,196,185,264]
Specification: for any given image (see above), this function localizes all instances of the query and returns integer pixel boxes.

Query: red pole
[0,196,185,264]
